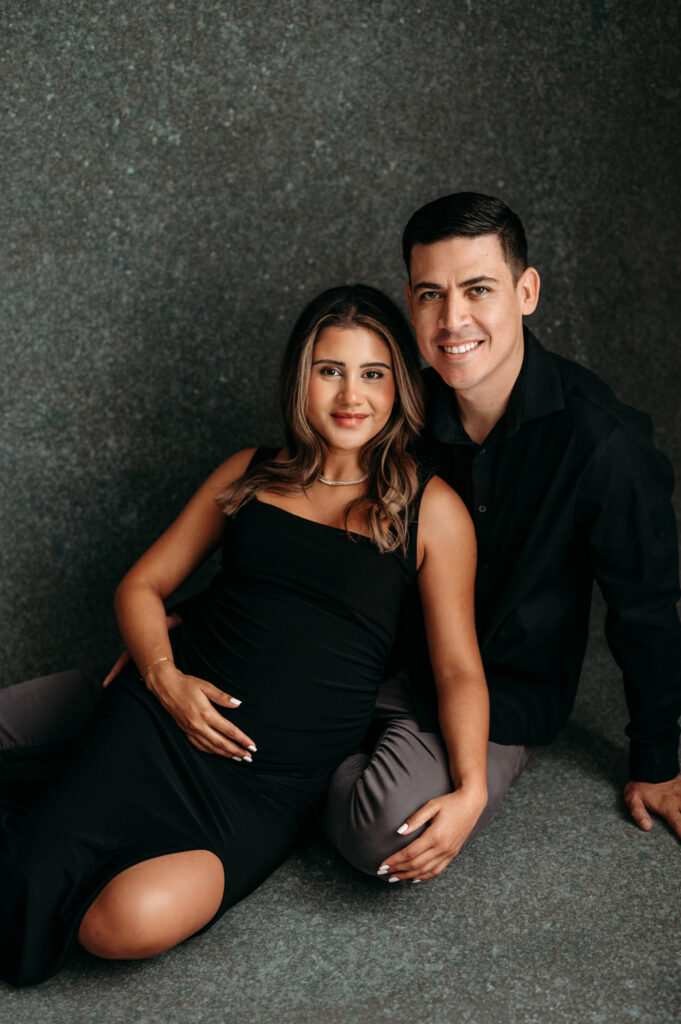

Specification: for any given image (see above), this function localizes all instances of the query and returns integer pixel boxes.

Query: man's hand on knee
[376,786,486,883]
[624,775,681,840]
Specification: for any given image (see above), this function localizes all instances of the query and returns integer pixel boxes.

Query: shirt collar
[426,327,565,446]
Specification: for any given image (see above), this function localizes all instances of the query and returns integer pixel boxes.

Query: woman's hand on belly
[144,660,257,761]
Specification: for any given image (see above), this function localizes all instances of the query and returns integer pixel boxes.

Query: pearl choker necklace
[319,474,368,487]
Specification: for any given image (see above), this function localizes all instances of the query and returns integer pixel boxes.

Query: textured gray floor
[1,618,680,1024]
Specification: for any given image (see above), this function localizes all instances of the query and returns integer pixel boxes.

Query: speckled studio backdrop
[1,0,679,685]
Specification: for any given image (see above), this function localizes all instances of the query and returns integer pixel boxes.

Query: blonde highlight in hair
[217,285,425,554]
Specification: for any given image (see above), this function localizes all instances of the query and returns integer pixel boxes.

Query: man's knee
[324,757,412,874]
[325,736,537,875]
[324,727,452,875]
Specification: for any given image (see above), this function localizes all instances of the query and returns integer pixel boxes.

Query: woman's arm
[379,476,489,881]
[113,447,258,759]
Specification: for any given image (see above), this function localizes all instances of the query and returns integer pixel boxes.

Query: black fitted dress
[0,451,427,987]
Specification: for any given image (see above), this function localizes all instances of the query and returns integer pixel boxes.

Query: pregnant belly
[225,679,378,778]
[171,603,387,776]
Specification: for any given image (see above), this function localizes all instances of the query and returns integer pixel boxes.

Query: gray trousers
[0,668,536,874]
[323,670,536,873]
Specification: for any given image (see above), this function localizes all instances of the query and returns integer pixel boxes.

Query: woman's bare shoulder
[206,447,260,488]
[185,448,258,502]
[418,475,475,545]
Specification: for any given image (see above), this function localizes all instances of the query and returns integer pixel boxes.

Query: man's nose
[439,293,470,332]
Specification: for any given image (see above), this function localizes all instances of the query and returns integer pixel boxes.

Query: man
[2,193,681,882]
[323,192,681,883]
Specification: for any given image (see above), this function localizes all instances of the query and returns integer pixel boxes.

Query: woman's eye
[363,370,383,380]
[319,366,341,377]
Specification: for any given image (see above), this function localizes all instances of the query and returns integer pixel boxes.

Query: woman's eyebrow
[311,360,392,369]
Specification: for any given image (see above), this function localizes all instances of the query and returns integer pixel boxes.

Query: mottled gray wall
[2,1,679,685]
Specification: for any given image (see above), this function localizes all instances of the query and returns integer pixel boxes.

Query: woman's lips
[331,413,368,426]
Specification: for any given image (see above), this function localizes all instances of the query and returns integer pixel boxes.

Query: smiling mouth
[332,413,368,425]
[440,340,483,355]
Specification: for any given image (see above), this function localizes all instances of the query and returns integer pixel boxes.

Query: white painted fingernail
[412,879,422,884]
[229,698,242,706]
[247,744,257,752]
[388,875,400,883]
[232,756,242,762]
[242,755,253,763]
[396,823,409,834]
[377,865,390,875]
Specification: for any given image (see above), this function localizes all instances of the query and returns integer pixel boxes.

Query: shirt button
[479,447,486,454]
[478,504,487,513]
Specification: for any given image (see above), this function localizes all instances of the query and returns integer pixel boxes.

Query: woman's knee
[78,850,225,960]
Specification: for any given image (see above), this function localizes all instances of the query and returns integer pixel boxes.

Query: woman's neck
[319,451,364,483]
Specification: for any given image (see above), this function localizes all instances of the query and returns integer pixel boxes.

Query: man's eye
[469,286,488,297]
[419,291,440,301]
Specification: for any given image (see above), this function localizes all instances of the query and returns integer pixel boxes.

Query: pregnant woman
[0,284,488,987]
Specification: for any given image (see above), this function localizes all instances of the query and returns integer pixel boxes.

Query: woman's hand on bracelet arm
[102,612,184,688]
[144,659,257,760]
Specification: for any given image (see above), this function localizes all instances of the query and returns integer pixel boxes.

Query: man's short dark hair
[402,192,528,281]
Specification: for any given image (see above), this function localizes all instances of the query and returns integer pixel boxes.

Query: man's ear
[518,266,540,316]
[404,280,415,325]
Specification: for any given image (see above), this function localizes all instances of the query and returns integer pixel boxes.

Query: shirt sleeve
[576,415,681,783]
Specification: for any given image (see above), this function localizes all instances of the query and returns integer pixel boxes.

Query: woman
[0,284,488,987]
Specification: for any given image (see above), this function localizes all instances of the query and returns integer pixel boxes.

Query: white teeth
[442,340,481,354]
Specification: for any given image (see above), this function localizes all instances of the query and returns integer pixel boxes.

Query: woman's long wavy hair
[217,284,425,554]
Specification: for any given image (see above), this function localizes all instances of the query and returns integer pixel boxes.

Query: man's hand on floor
[624,775,681,840]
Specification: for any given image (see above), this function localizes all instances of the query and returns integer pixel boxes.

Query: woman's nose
[338,378,361,404]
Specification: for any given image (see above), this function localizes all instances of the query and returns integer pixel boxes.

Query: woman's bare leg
[78,850,225,960]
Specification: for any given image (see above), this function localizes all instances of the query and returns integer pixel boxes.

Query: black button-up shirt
[415,328,681,783]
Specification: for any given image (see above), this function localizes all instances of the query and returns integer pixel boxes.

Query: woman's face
[307,325,396,454]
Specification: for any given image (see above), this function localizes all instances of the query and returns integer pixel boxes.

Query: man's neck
[454,343,525,446]
[455,393,508,445]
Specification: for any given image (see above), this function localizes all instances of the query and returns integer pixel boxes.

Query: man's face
[405,234,539,400]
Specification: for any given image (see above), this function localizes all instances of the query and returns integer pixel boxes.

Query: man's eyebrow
[412,281,443,292]
[459,276,499,287]
[412,276,500,291]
